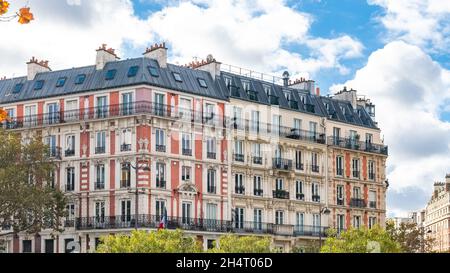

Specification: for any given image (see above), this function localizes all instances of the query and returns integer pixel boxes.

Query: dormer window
[173,72,183,82]
[197,78,207,88]
[75,74,86,85]
[242,80,250,92]
[56,77,66,88]
[148,66,159,77]
[224,76,232,89]
[284,90,291,101]
[105,69,117,80]
[127,66,139,77]
[263,85,271,96]
[34,80,44,90]
[13,83,23,94]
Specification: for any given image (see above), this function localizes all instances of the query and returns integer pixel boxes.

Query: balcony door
[154,93,165,116]
[121,92,133,115]
[96,96,107,118]
[182,202,192,225]
[47,103,59,124]
[121,200,131,224]
[254,209,262,231]
[234,207,244,229]
[24,105,36,126]
[95,201,105,226]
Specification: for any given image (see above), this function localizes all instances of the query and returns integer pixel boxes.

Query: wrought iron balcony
[294,225,327,237]
[296,193,305,201]
[336,168,344,176]
[253,156,263,165]
[337,198,345,206]
[65,149,75,157]
[95,181,105,190]
[120,143,132,152]
[235,186,245,194]
[207,152,216,159]
[156,144,166,153]
[156,179,166,189]
[120,180,130,188]
[49,147,62,159]
[272,158,293,171]
[182,148,192,156]
[65,183,74,192]
[95,146,105,154]
[254,189,263,196]
[234,153,244,162]
[296,162,304,170]
[273,189,289,199]
[207,185,216,194]
[312,195,320,202]
[311,165,320,173]
[275,126,326,144]
[328,136,388,156]
[350,198,366,208]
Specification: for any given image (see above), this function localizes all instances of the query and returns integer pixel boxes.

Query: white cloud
[368,0,450,52]
[331,41,450,216]
[0,0,154,78]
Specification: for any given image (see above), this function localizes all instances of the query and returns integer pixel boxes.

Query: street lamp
[319,207,331,249]
[124,160,150,229]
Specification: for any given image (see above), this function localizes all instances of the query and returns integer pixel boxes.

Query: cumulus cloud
[368,0,450,52]
[331,41,450,216]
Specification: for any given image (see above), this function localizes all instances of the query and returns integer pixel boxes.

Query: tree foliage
[386,221,435,253]
[208,234,272,253]
[0,1,34,24]
[96,229,203,253]
[320,226,402,253]
[0,129,67,235]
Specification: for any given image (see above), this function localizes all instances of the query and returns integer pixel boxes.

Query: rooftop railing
[328,136,388,155]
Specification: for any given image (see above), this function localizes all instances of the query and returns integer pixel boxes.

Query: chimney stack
[187,54,221,80]
[27,57,51,80]
[316,87,321,96]
[143,42,168,68]
[333,86,358,109]
[282,71,290,87]
[289,77,315,94]
[96,44,120,70]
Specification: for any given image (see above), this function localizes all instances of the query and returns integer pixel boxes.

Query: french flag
[158,208,167,230]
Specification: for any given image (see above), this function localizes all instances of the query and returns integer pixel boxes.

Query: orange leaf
[0,1,10,16]
[0,109,8,122]
[18,7,34,24]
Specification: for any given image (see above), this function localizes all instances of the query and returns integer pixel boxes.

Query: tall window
[155,128,166,152]
[336,156,343,176]
[206,203,217,226]
[242,80,250,91]
[206,137,216,159]
[251,110,260,133]
[252,143,262,164]
[234,207,244,229]
[182,133,192,156]
[182,166,191,182]
[333,127,341,144]
[121,163,131,188]
[337,185,344,205]
[254,176,262,196]
[296,181,304,200]
[45,135,57,157]
[352,158,360,178]
[275,178,284,191]
[182,202,192,224]
[95,201,105,224]
[96,96,108,118]
[233,106,243,129]
[66,203,75,224]
[368,160,375,180]
[234,140,244,162]
[207,169,216,194]
[121,92,133,115]
[46,103,59,124]
[95,164,105,190]
[294,118,301,132]
[224,76,232,90]
[180,98,192,121]
[312,183,320,202]
[296,212,305,233]
[311,152,319,172]
[154,93,165,116]
[65,135,75,156]
[204,103,215,125]
[120,128,132,152]
[275,211,284,225]
[235,173,244,194]
[313,214,320,233]
[156,162,166,188]
[369,190,377,208]
[337,214,345,233]
[66,167,75,192]
[272,114,281,134]
[366,133,373,144]
[95,131,106,154]
[353,215,361,228]
[24,105,37,126]
[254,209,262,230]
[295,150,303,170]
[353,186,361,199]
[155,200,166,221]
[368,217,377,229]
[121,200,131,223]
[309,121,317,138]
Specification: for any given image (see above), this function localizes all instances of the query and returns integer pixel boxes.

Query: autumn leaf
[0,0,9,16]
[18,7,33,24]
[0,109,8,122]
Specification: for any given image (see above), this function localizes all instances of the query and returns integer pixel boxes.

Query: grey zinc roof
[0,57,228,104]
[220,71,378,129]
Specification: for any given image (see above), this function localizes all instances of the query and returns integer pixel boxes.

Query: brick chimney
[96,44,120,70]
[187,54,221,80]
[316,87,321,96]
[289,77,315,94]
[27,57,51,80]
[333,86,358,109]
[143,42,168,68]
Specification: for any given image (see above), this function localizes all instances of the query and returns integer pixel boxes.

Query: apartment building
[0,44,388,253]
[423,176,450,252]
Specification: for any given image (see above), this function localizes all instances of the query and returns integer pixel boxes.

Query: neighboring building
[0,44,388,253]
[423,175,450,252]
[387,217,414,229]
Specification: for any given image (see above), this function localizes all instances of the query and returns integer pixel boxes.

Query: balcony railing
[120,180,130,188]
[369,172,375,180]
[156,144,166,153]
[207,185,216,194]
[65,183,74,192]
[275,126,326,144]
[1,101,228,130]
[296,193,305,201]
[328,136,388,156]
[156,179,166,189]
[295,162,304,170]
[312,195,320,202]
[234,154,244,162]
[207,152,216,159]
[95,146,105,154]
[182,148,192,156]
[273,190,289,199]
[352,170,360,178]
[120,144,132,152]
[235,186,245,194]
[65,149,75,157]
[254,189,263,196]
[311,165,320,173]
[95,181,105,190]
[49,147,62,159]
[252,156,262,165]
[294,225,327,237]
[337,198,344,206]
[272,158,293,171]
[350,198,366,208]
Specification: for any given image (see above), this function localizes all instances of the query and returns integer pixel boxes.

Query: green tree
[209,234,272,253]
[96,229,202,253]
[386,221,435,253]
[0,130,67,235]
[321,225,402,253]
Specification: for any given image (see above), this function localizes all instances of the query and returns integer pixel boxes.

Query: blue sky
[2,0,450,217]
